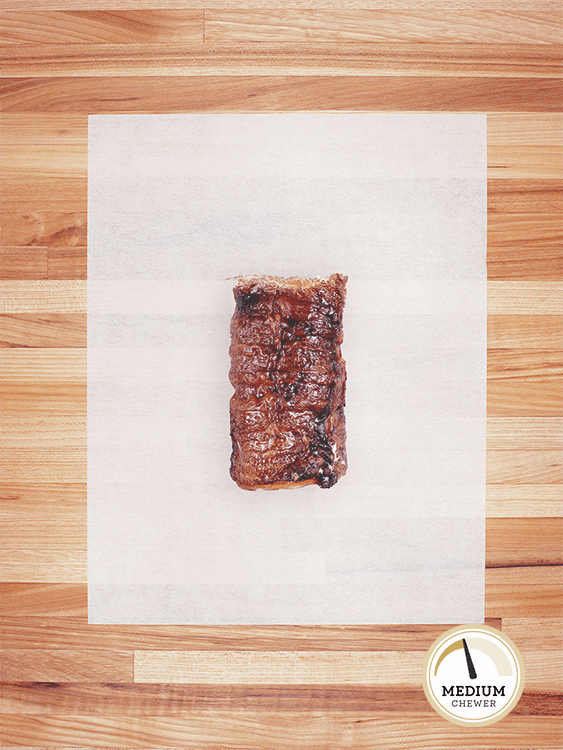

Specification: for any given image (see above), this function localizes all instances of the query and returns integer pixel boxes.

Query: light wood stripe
[488,146,563,178]
[1,281,560,315]
[487,113,563,145]
[487,417,563,449]
[487,281,563,314]
[0,448,86,482]
[0,348,85,379]
[0,480,86,551]
[487,449,562,483]
[0,139,86,176]
[205,9,563,44]
[0,550,87,582]
[488,316,562,349]
[4,416,559,450]
[9,446,559,484]
[134,650,425,684]
[2,0,562,10]
[0,280,86,312]
[487,485,563,517]
[0,416,85,452]
[2,10,561,45]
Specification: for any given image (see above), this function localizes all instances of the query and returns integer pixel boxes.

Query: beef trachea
[229,274,347,490]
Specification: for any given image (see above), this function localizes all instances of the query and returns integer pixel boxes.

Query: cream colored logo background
[422,624,525,727]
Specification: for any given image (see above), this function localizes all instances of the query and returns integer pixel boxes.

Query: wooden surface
[0,3,562,748]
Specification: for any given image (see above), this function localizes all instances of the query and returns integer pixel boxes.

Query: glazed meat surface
[229,274,347,490]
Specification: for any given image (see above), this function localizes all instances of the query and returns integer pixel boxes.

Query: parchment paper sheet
[87,113,487,624]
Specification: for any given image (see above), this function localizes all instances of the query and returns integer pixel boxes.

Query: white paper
[87,113,487,624]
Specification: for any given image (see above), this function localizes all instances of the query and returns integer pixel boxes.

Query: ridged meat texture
[229,274,347,490]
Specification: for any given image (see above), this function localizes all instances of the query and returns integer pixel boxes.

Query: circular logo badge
[422,624,525,726]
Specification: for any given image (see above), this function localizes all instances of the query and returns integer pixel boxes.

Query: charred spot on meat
[229,274,347,491]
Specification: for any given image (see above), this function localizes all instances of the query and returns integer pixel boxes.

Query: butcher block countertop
[0,3,562,749]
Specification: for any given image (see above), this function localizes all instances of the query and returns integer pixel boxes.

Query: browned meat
[229,274,347,490]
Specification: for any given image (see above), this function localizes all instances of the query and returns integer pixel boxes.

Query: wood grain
[486,518,563,566]
[2,681,558,715]
[485,569,562,618]
[0,10,204,44]
[5,10,560,46]
[2,0,562,9]
[0,348,86,379]
[2,76,562,113]
[487,245,562,279]
[488,179,563,213]
[2,281,562,316]
[0,281,86,313]
[0,42,562,80]
[0,246,86,283]
[0,712,560,749]
[0,248,49,280]
[0,649,134,683]
[497,450,559,483]
[0,618,501,651]
[487,485,563,517]
[487,418,563,449]
[0,212,87,246]
[0,6,561,749]
[0,314,86,346]
[487,281,563,314]
[0,583,88,617]
[488,213,562,249]
[0,383,86,416]
[0,683,436,714]
[135,649,562,690]
[502,617,563,649]
[2,42,561,78]
[0,551,87,583]
[134,650,426,685]
[488,315,562,347]
[204,9,563,44]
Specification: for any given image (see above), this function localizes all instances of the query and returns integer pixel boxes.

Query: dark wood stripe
[488,180,563,214]
[1,76,561,113]
[0,212,87,247]
[0,682,559,714]
[486,518,563,566]
[0,615,500,651]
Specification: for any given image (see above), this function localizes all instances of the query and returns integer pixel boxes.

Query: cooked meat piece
[229,274,347,490]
